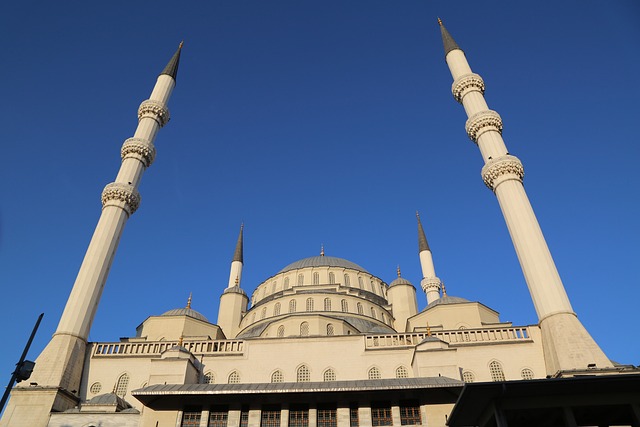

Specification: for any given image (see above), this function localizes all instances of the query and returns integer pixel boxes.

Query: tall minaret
[218,224,249,338]
[438,19,611,374]
[417,212,442,304]
[1,44,183,427]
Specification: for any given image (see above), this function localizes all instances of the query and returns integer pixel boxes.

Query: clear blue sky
[0,1,638,390]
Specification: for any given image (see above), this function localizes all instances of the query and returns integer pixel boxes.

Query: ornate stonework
[452,73,485,103]
[101,182,141,216]
[138,100,170,127]
[481,155,524,191]
[465,110,502,143]
[121,138,156,167]
[421,277,442,294]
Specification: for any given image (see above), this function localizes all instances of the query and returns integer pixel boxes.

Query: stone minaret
[438,19,611,374]
[0,44,183,427]
[417,212,442,304]
[218,225,249,338]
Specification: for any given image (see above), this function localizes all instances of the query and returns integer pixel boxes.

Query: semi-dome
[278,256,369,274]
[161,307,209,322]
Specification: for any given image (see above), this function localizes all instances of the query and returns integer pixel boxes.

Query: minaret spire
[437,18,461,56]
[416,212,442,304]
[4,45,182,424]
[160,41,183,81]
[441,22,611,374]
[227,223,244,288]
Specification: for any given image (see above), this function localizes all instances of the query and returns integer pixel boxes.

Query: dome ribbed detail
[389,277,413,287]
[278,256,369,274]
[161,307,209,322]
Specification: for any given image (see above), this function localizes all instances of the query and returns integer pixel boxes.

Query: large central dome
[278,256,369,274]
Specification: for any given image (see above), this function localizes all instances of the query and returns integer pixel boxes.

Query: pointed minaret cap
[160,41,183,81]
[233,223,244,263]
[416,212,431,252]
[437,18,461,56]
[397,265,402,278]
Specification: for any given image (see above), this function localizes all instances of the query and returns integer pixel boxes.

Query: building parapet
[93,339,244,357]
[365,327,532,349]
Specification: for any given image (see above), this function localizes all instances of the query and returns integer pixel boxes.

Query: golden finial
[186,292,192,309]
[178,336,184,347]
[320,244,325,257]
[437,17,443,26]
[441,283,447,297]
[426,322,432,337]
[397,265,401,278]
[179,41,184,49]
[235,276,239,285]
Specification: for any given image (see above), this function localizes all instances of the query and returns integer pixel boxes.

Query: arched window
[297,365,310,382]
[324,297,331,311]
[357,302,363,314]
[329,272,335,284]
[272,281,277,293]
[203,371,215,384]
[395,366,408,378]
[368,367,381,380]
[344,274,350,286]
[89,382,102,394]
[277,325,285,337]
[300,322,309,336]
[358,277,364,289]
[115,373,129,397]
[341,299,348,312]
[289,299,297,313]
[489,361,505,382]
[228,371,240,384]
[326,324,334,336]
[370,307,376,319]
[251,312,256,322]
[306,298,314,312]
[274,302,281,316]
[381,313,386,324]
[261,307,267,319]
[462,371,475,383]
[323,369,336,382]
[313,272,320,285]
[271,370,284,383]
[521,368,534,380]
[297,274,304,286]
[284,277,290,289]
[262,287,266,297]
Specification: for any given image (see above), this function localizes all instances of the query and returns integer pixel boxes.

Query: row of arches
[203,365,411,384]
[461,361,534,382]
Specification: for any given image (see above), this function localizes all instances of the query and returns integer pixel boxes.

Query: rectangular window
[261,407,281,427]
[289,406,309,427]
[399,401,421,426]
[182,411,202,427]
[317,407,337,427]
[240,407,249,427]
[209,406,229,427]
[349,406,359,427]
[371,402,392,427]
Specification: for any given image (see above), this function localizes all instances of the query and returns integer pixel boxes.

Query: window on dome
[277,325,285,337]
[261,307,267,319]
[368,367,381,380]
[329,272,335,284]
[370,281,376,293]
[396,366,408,378]
[274,302,281,316]
[272,281,277,293]
[323,368,336,381]
[297,274,304,286]
[306,298,314,312]
[326,324,334,335]
[284,277,290,289]
[297,365,311,382]
[462,371,475,383]
[115,373,129,397]
[252,312,256,322]
[300,322,309,336]
[271,370,284,383]
[341,300,348,312]
[289,299,297,313]
[324,297,331,311]
[357,303,363,314]
[489,361,505,381]
[344,274,350,286]
[521,368,534,380]
[358,277,364,289]
[381,313,386,324]
[313,272,320,285]
[371,308,376,319]
[228,371,240,384]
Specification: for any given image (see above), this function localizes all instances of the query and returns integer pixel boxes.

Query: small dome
[389,277,413,287]
[426,295,470,309]
[223,286,247,296]
[161,307,209,322]
[86,392,132,409]
[278,256,369,274]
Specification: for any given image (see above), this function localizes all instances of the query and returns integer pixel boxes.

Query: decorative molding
[465,110,503,143]
[121,138,156,167]
[420,277,442,294]
[101,182,141,216]
[452,73,485,103]
[137,100,170,127]
[481,155,524,191]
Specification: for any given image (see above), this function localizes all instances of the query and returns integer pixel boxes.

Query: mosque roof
[278,256,369,274]
[161,307,209,322]
[425,295,470,308]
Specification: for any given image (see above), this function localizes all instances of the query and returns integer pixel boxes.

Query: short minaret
[438,19,611,374]
[0,44,183,427]
[218,224,249,338]
[227,224,244,288]
[417,212,442,304]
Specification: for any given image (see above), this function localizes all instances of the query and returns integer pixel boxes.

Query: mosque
[1,20,638,427]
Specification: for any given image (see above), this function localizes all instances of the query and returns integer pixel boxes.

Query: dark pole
[0,313,44,413]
